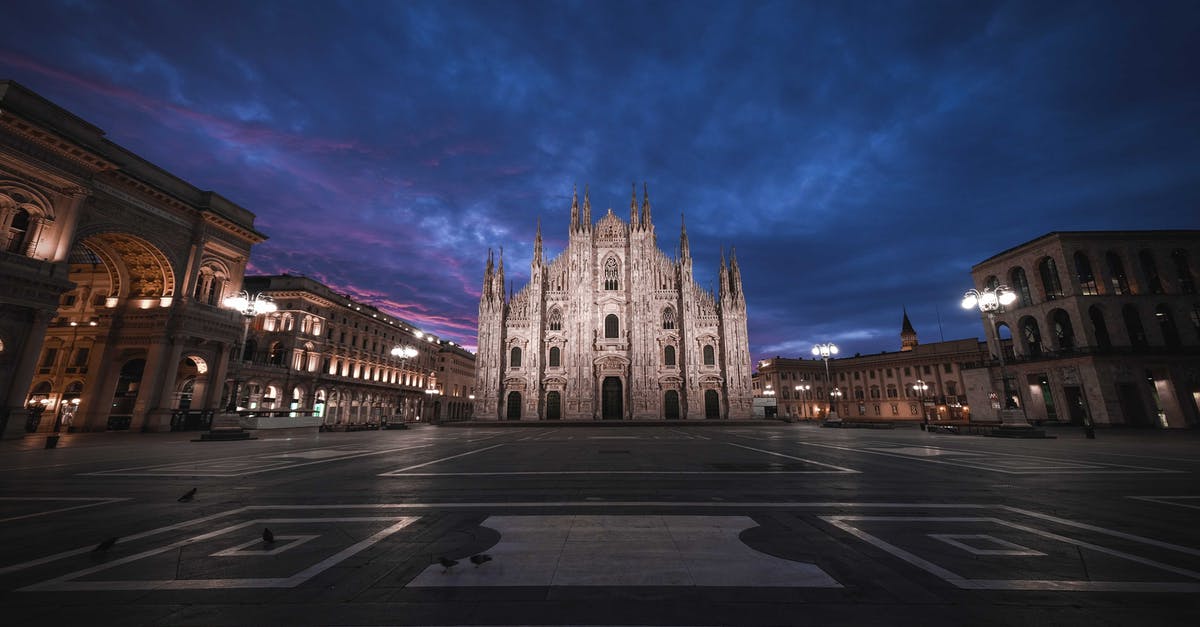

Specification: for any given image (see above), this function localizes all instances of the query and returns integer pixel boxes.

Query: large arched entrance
[546,391,561,420]
[664,390,680,419]
[506,391,522,420]
[704,389,720,419]
[602,377,623,419]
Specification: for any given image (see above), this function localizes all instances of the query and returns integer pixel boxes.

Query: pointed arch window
[703,344,715,365]
[548,346,561,367]
[1011,267,1033,307]
[1038,257,1064,300]
[510,346,522,368]
[664,345,676,366]
[604,257,619,290]
[662,306,675,330]
[547,308,563,331]
[1074,252,1098,295]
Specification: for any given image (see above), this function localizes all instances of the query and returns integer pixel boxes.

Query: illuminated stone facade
[1,81,265,437]
[962,230,1200,427]
[475,186,752,420]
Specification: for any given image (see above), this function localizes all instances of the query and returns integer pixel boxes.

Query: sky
[4,0,1199,363]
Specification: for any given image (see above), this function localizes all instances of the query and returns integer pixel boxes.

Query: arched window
[1020,317,1043,357]
[1140,250,1164,294]
[662,306,675,330]
[1038,257,1064,300]
[4,209,30,254]
[984,275,1000,291]
[547,308,562,331]
[1156,304,1180,347]
[604,314,619,338]
[703,344,715,365]
[510,346,522,368]
[1074,252,1098,296]
[267,342,285,365]
[664,345,676,366]
[604,257,619,290]
[1122,304,1147,347]
[1011,267,1033,307]
[1051,309,1075,351]
[1089,306,1111,348]
[1171,249,1195,294]
[1107,252,1130,294]
[548,346,561,367]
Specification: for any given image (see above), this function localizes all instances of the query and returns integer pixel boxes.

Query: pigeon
[469,553,492,567]
[262,528,275,544]
[93,537,119,553]
[177,488,197,502]
[437,556,458,573]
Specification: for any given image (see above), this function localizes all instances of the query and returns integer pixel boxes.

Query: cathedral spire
[641,182,651,227]
[630,183,639,228]
[570,184,579,232]
[901,308,919,351]
[533,217,543,265]
[482,248,494,301]
[583,185,592,228]
[679,212,691,261]
[718,247,729,300]
[493,247,506,302]
[728,246,743,301]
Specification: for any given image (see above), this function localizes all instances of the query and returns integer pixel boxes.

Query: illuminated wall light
[159,296,173,307]
[105,297,119,308]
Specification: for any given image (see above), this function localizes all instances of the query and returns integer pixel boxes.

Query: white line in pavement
[386,470,856,476]
[0,497,128,523]
[1127,495,1200,511]
[83,444,433,477]
[724,442,860,473]
[377,443,507,475]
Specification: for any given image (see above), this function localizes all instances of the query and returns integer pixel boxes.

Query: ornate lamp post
[812,343,839,420]
[390,345,418,425]
[202,291,276,440]
[962,285,1029,428]
[912,379,930,429]
[795,384,810,420]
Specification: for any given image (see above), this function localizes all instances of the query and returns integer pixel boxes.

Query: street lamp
[812,343,839,420]
[962,284,1029,427]
[829,387,843,419]
[201,291,276,440]
[390,345,418,424]
[795,384,810,420]
[912,379,930,428]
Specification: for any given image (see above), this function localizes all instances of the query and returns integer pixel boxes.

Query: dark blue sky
[5,0,1199,361]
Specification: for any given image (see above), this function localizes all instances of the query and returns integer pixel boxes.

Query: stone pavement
[0,423,1197,625]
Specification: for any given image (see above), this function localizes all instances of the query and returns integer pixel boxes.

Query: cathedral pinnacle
[679,212,691,261]
[570,184,579,231]
[901,308,919,351]
[630,183,639,227]
[533,217,543,265]
[583,185,592,227]
[641,182,651,226]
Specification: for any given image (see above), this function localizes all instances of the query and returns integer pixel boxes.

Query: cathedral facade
[475,186,752,421]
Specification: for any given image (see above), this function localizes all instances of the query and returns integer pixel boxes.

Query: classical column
[1,309,51,439]
[23,216,48,257]
[130,338,177,432]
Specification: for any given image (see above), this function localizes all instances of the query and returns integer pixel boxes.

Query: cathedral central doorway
[704,389,720,419]
[546,391,561,420]
[602,377,623,420]
[664,390,680,419]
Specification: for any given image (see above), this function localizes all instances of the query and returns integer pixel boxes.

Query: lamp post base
[989,409,1051,438]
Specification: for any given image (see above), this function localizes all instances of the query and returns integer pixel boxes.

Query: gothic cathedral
[474,185,752,421]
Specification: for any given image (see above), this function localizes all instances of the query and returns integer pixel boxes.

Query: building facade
[237,275,472,427]
[475,186,753,420]
[1,81,265,437]
[753,313,988,423]
[961,230,1200,428]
